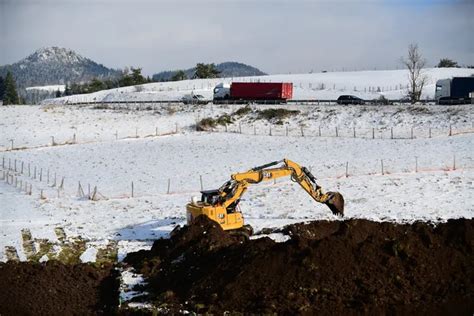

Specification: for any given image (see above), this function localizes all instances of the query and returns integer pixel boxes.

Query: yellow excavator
[186,159,344,238]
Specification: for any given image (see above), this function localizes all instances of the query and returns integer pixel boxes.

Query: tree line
[58,63,221,97]
[62,67,151,96]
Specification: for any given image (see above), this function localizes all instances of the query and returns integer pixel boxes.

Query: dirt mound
[124,216,474,314]
[0,262,119,315]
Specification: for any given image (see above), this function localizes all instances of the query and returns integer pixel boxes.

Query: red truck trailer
[230,82,293,101]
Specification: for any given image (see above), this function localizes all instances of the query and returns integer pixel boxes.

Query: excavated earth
[125,216,474,315]
[0,217,472,315]
[0,262,119,315]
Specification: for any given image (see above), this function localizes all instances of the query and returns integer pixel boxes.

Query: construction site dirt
[124,216,474,315]
[0,262,119,315]
[1,217,473,315]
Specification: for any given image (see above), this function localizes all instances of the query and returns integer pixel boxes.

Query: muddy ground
[125,216,474,314]
[0,262,119,315]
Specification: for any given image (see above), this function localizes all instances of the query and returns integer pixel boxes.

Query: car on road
[181,94,208,105]
[337,95,365,105]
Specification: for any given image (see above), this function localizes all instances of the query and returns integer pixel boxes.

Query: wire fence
[212,122,474,140]
[2,119,473,153]
[1,152,472,202]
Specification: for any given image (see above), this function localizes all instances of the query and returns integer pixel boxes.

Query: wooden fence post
[372,128,375,139]
[453,154,456,170]
[345,162,349,178]
[301,126,304,137]
[381,159,384,175]
[319,126,321,137]
[200,175,203,191]
[335,127,338,137]
[131,181,134,198]
[411,126,414,139]
[449,124,452,136]
[390,128,393,139]
[353,127,356,138]
[429,127,432,138]
[167,178,171,194]
[21,161,24,174]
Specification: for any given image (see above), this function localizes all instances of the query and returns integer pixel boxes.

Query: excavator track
[229,224,254,241]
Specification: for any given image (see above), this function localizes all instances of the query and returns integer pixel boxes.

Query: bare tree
[401,44,427,103]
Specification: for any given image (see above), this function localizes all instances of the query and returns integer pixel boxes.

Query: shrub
[257,108,300,121]
[233,106,252,116]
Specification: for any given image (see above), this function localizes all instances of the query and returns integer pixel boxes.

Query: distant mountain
[0,47,121,88]
[152,62,266,82]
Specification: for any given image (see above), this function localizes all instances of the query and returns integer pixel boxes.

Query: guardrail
[61,99,438,106]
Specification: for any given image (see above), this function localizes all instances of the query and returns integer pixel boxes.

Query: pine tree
[171,70,187,81]
[0,76,5,102]
[64,83,71,96]
[130,67,146,85]
[3,72,20,105]
[437,58,458,68]
[194,63,220,79]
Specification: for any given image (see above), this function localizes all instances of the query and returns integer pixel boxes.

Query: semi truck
[435,76,474,105]
[213,82,293,103]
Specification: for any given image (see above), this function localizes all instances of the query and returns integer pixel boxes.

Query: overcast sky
[0,0,473,75]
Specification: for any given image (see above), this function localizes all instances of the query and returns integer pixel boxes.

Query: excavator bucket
[325,192,345,216]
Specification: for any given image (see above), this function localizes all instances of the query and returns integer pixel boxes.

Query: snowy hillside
[1,103,473,262]
[43,68,474,104]
[0,47,120,88]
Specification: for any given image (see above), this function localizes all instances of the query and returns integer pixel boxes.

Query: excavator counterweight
[186,159,344,237]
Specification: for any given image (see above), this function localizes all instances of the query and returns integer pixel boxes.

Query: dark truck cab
[436,77,474,105]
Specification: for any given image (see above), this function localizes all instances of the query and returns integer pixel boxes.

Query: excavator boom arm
[219,159,344,216]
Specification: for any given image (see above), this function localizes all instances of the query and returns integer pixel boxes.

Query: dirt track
[125,216,474,314]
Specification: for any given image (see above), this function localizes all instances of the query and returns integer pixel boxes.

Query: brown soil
[124,216,474,315]
[0,262,119,316]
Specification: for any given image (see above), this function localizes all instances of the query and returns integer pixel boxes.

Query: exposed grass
[21,228,36,259]
[197,114,234,131]
[233,106,252,116]
[5,246,20,261]
[96,240,118,264]
[56,237,87,264]
[257,108,300,121]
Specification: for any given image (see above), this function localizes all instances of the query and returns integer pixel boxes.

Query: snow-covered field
[1,69,474,262]
[42,67,474,104]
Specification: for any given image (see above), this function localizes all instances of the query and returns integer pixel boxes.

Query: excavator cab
[186,190,245,231]
[200,189,220,205]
